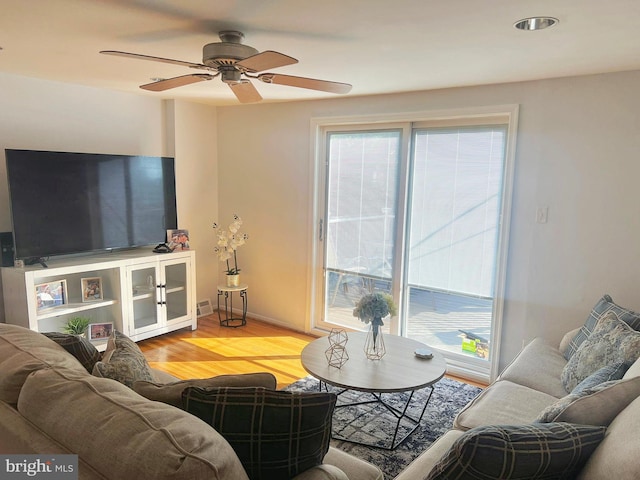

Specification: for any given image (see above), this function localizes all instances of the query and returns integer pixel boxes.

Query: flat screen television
[5,149,178,261]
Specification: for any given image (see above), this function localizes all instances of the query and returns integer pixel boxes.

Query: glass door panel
[322,130,401,332]
[164,261,188,322]
[405,126,507,362]
[130,265,160,333]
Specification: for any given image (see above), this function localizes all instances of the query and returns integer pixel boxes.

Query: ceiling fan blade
[100,50,210,70]
[228,80,263,103]
[140,74,216,91]
[235,51,298,73]
[257,73,352,94]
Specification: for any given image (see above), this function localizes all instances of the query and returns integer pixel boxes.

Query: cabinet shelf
[35,299,118,320]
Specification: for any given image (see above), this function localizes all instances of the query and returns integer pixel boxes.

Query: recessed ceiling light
[514,17,559,31]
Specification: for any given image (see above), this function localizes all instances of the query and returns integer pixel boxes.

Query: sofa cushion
[426,423,606,480]
[535,376,640,426]
[564,294,640,359]
[17,367,249,480]
[561,312,640,391]
[92,331,154,388]
[578,395,640,480]
[497,337,569,398]
[183,386,336,480]
[42,332,102,373]
[454,380,557,431]
[133,373,277,408]
[0,323,87,405]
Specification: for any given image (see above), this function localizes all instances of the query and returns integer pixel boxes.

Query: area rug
[285,375,482,479]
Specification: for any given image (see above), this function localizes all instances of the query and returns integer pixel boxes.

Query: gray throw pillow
[535,376,640,426]
[92,331,153,388]
[426,423,606,480]
[564,294,640,360]
[561,311,640,392]
[571,362,628,395]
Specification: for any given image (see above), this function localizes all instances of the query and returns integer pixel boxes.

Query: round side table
[217,284,248,328]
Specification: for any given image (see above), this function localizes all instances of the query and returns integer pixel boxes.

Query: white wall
[0,73,217,320]
[217,69,640,370]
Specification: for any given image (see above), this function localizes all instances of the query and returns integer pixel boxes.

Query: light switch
[536,207,548,224]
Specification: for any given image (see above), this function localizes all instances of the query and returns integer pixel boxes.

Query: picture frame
[81,277,103,302]
[88,322,113,341]
[35,279,67,311]
[167,229,190,251]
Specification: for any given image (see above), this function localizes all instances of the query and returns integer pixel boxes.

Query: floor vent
[196,299,213,317]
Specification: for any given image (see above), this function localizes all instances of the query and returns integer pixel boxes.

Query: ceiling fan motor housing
[202,42,259,68]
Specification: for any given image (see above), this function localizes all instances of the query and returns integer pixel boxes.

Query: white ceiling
[1,0,639,106]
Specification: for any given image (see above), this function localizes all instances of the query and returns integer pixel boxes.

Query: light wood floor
[138,315,486,390]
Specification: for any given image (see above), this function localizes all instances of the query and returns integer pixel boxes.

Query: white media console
[1,248,197,351]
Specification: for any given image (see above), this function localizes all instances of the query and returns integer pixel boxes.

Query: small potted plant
[213,214,249,287]
[353,292,397,360]
[62,316,90,337]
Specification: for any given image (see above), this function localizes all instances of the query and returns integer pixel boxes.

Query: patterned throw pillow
[535,376,640,425]
[92,331,154,388]
[42,332,102,373]
[571,362,629,394]
[561,312,640,392]
[182,386,336,480]
[564,294,640,360]
[426,423,606,480]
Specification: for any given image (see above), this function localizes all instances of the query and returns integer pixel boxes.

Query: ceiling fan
[101,30,352,103]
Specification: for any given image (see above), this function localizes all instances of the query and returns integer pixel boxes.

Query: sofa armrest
[292,464,349,480]
[321,447,384,480]
[394,430,464,480]
[150,368,180,384]
[559,328,580,355]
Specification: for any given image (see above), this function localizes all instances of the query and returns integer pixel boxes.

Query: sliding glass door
[313,110,516,380]
[405,126,506,373]
[321,129,404,334]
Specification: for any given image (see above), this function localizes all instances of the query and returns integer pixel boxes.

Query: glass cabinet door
[162,260,190,324]
[129,265,161,334]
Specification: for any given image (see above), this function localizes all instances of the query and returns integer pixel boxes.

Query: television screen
[5,149,177,260]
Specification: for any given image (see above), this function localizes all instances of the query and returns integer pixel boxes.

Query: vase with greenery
[213,214,249,287]
[62,317,90,337]
[353,292,397,360]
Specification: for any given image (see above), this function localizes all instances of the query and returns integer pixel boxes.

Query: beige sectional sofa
[396,308,640,480]
[0,323,383,480]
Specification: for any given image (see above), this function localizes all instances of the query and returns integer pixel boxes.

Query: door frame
[307,105,519,381]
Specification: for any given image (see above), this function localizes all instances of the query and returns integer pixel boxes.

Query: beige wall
[217,69,640,370]
[172,100,219,304]
[2,67,639,372]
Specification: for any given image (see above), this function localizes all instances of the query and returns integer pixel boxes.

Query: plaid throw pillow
[42,332,101,373]
[426,423,606,480]
[564,294,640,360]
[182,386,336,480]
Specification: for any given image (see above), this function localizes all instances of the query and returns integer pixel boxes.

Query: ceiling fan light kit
[101,30,351,103]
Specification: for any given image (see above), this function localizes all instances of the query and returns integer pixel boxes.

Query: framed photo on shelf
[81,277,103,302]
[167,229,190,251]
[35,279,67,312]
[88,322,113,341]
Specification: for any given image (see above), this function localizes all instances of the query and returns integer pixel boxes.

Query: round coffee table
[301,332,446,449]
